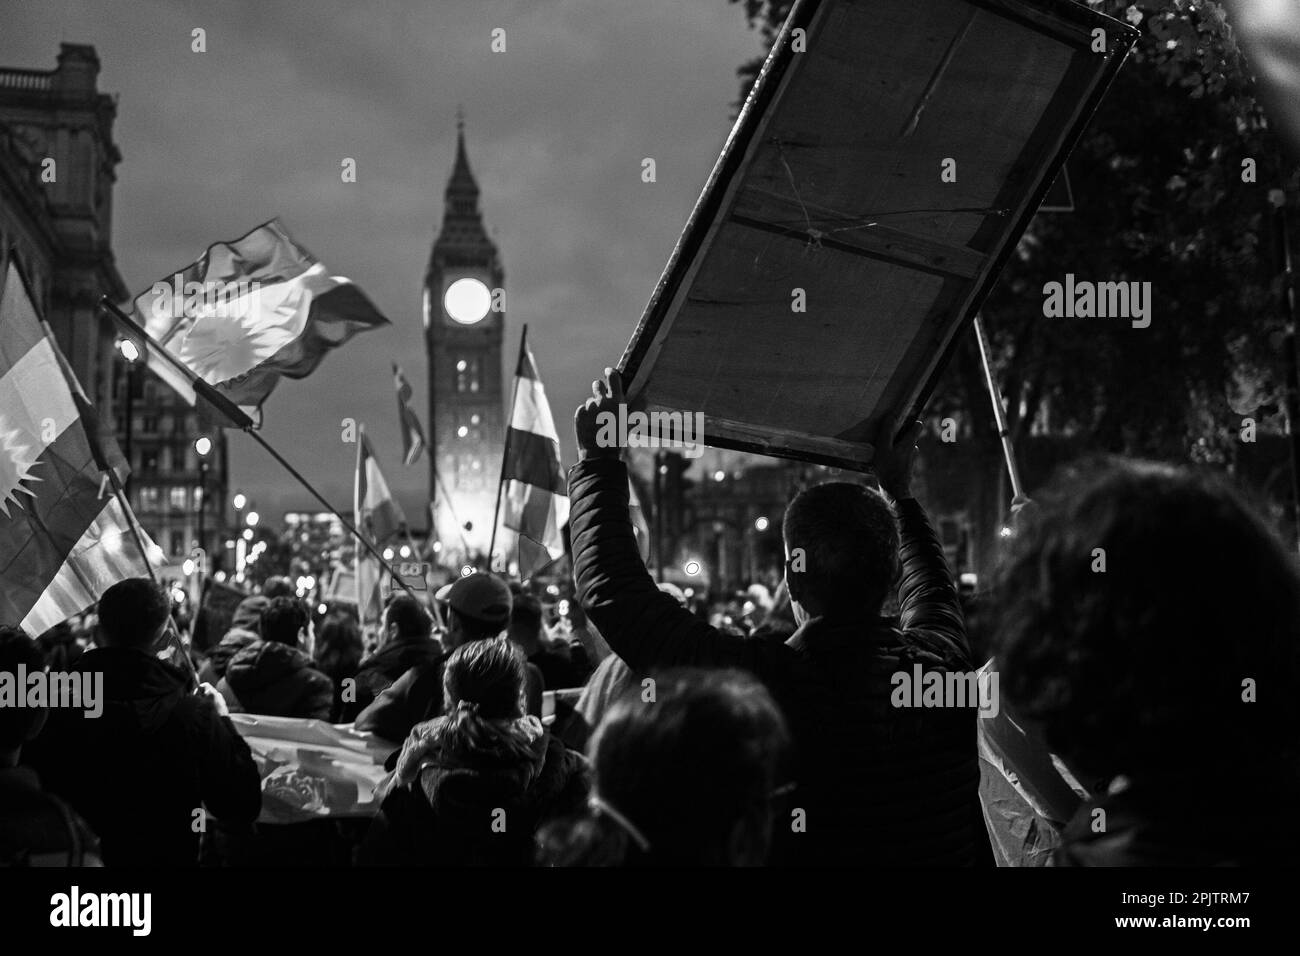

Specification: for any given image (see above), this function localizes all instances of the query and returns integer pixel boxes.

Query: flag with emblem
[498,329,569,580]
[0,261,156,636]
[125,219,389,424]
[393,362,426,466]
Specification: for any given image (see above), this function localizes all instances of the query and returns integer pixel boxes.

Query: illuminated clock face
[444,277,492,325]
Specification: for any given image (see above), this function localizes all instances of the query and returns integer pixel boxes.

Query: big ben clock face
[444,277,491,325]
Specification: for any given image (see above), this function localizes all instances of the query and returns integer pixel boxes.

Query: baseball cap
[435,572,512,627]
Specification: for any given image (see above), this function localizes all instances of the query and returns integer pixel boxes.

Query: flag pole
[98,296,417,599]
[108,472,200,689]
[488,324,526,573]
[244,428,418,600]
[973,314,1030,508]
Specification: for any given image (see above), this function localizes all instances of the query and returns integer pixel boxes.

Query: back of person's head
[425,636,532,763]
[448,607,503,644]
[97,578,170,649]
[508,592,543,643]
[782,481,899,618]
[262,576,295,599]
[0,626,47,753]
[993,458,1300,783]
[539,668,790,866]
[260,596,307,647]
[314,614,362,675]
[384,593,432,641]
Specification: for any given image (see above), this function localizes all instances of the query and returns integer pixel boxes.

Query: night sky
[2,0,763,521]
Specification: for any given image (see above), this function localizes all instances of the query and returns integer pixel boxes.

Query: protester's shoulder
[894,624,973,670]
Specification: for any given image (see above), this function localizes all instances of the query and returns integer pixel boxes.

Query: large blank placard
[619,0,1137,470]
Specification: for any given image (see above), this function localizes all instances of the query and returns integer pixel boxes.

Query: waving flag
[0,262,155,636]
[393,362,426,466]
[499,329,569,579]
[354,430,404,623]
[126,219,389,423]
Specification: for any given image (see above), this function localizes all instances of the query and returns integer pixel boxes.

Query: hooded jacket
[28,646,262,867]
[359,715,589,866]
[197,628,259,686]
[341,634,444,723]
[217,640,334,720]
[568,456,992,867]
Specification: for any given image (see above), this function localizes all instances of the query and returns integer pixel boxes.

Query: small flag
[499,330,569,580]
[126,219,389,424]
[354,429,404,622]
[393,362,426,466]
[0,262,156,636]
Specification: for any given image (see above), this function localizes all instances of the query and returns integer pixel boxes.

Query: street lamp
[194,436,211,566]
[233,492,247,510]
[246,511,260,528]
[115,339,140,497]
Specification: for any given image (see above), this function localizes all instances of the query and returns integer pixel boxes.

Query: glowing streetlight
[241,528,253,541]
[713,470,726,482]
[245,511,259,527]
[115,338,140,363]
[194,436,212,457]
[460,565,474,577]
[684,560,702,576]
[399,545,412,558]
[383,547,395,561]
[233,493,247,510]
[754,516,770,532]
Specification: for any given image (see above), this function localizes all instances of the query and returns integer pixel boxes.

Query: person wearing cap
[354,573,544,747]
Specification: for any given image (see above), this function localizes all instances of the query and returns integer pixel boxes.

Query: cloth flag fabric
[126,219,389,424]
[354,430,404,622]
[0,262,156,636]
[628,473,651,563]
[499,331,569,580]
[393,362,426,466]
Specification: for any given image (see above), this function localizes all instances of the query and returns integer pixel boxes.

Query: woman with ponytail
[359,636,589,866]
[537,668,792,866]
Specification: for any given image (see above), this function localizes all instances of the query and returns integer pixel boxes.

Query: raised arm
[570,369,760,674]
[873,418,969,665]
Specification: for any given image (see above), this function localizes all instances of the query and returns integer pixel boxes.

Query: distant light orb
[754,516,770,532]
[399,545,412,558]
[684,560,701,576]
[457,425,469,438]
[245,511,260,527]
[383,547,395,561]
[317,603,328,615]
[182,558,195,575]
[999,526,1013,538]
[116,338,140,363]
[444,277,491,325]
[233,493,247,510]
[713,470,725,482]
[194,437,212,457]
[460,565,474,577]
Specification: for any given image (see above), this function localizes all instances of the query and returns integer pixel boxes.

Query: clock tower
[425,114,505,563]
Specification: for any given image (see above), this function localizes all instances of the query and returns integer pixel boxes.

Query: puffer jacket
[568,456,992,867]
[197,628,259,686]
[359,716,589,866]
[27,647,261,867]
[217,640,334,720]
[341,634,444,723]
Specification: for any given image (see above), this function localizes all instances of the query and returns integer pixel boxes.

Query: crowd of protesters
[3,368,1298,867]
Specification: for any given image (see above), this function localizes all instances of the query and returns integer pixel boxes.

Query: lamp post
[115,339,140,497]
[194,436,212,564]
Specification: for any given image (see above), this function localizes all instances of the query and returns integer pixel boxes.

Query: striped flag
[499,330,569,580]
[392,362,426,466]
[354,430,404,622]
[0,262,157,636]
[126,219,389,424]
